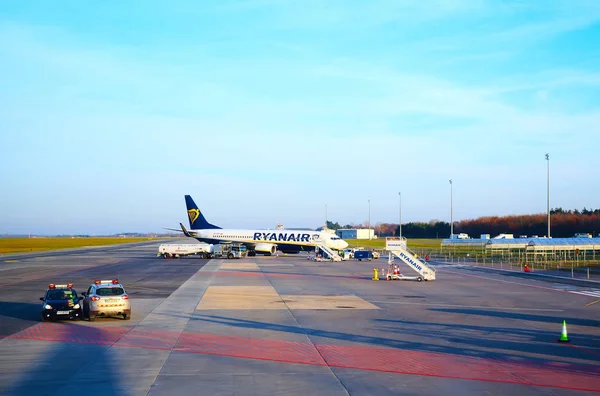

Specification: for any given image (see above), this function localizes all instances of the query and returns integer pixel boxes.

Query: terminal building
[336,229,375,240]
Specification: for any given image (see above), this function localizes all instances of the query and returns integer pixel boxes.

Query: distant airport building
[336,229,374,240]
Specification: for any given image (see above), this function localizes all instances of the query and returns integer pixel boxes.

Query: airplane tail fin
[185,195,221,230]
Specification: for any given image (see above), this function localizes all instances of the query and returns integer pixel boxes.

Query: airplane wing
[162,224,198,237]
[163,227,184,233]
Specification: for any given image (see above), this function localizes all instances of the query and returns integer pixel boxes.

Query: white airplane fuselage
[180,195,348,255]
[188,228,348,254]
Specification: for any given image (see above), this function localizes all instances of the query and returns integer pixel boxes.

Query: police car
[39,283,82,321]
[81,279,131,321]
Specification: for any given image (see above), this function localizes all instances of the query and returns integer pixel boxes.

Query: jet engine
[254,243,277,255]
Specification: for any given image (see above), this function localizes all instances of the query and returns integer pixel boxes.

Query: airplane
[174,195,348,256]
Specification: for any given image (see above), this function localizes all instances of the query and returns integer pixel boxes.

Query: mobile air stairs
[315,243,342,262]
[384,237,436,282]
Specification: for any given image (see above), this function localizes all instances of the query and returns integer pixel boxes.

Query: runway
[1,241,599,395]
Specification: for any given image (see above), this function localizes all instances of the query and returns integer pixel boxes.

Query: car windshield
[47,289,77,300]
[96,287,125,296]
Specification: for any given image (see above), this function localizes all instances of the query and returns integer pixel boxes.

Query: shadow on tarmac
[0,302,43,338]
[375,317,600,364]
[453,265,600,287]
[5,323,124,396]
[428,307,600,327]
[177,313,600,374]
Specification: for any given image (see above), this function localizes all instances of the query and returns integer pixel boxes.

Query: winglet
[180,223,197,237]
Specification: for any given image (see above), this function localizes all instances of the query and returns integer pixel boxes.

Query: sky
[1,0,599,235]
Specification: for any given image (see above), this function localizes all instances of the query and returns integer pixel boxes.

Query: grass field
[1,237,442,255]
[346,238,442,250]
[0,237,157,255]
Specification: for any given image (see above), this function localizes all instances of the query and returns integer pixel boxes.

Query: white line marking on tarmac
[570,290,600,298]
[370,301,563,311]
[441,268,600,301]
[440,269,560,292]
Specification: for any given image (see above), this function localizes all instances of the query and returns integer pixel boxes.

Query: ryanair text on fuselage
[213,232,317,243]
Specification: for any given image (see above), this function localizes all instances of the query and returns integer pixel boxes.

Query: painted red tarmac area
[9,323,600,393]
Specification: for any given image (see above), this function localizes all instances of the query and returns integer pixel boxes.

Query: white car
[81,279,131,321]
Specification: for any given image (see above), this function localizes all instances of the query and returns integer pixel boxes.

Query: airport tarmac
[1,241,599,395]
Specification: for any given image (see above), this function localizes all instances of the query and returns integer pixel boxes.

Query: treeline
[325,208,600,238]
[455,210,600,238]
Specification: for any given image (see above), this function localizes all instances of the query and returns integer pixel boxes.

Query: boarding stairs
[384,237,436,281]
[315,243,342,262]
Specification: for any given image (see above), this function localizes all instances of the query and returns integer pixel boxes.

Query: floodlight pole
[368,199,371,240]
[449,179,453,237]
[325,204,328,227]
[398,192,402,239]
[546,153,550,238]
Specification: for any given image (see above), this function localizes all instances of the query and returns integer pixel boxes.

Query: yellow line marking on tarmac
[586,299,600,307]
[3,260,19,262]
[370,301,563,312]
[125,286,160,292]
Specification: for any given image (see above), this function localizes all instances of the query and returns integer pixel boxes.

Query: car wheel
[40,312,46,322]
[123,313,130,320]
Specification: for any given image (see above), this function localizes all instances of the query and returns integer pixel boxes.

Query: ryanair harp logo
[187,209,200,225]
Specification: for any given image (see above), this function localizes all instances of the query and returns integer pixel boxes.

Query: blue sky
[1,0,599,235]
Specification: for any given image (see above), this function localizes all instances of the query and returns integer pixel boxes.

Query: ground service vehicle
[212,243,247,259]
[158,243,212,258]
[40,283,82,321]
[354,250,373,261]
[341,249,354,260]
[81,279,131,321]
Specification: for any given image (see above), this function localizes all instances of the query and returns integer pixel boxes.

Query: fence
[403,246,600,281]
